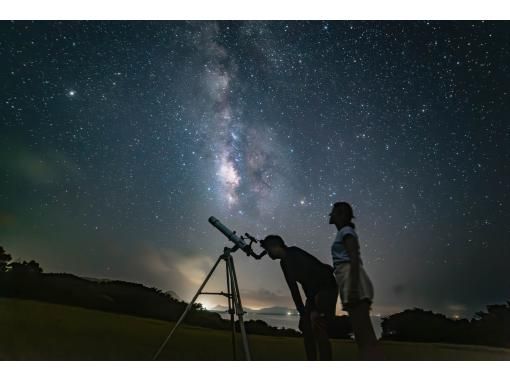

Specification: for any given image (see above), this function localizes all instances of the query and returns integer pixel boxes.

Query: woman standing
[329,201,383,360]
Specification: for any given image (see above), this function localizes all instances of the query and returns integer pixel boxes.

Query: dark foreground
[1,298,509,360]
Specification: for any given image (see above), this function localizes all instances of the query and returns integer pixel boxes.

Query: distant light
[287,311,292,316]
[68,90,76,96]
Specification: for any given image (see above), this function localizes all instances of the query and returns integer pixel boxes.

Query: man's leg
[310,311,332,360]
[300,309,317,360]
[312,288,337,360]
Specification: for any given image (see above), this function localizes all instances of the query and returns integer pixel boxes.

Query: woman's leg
[348,301,383,360]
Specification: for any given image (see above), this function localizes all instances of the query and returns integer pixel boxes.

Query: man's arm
[281,261,305,315]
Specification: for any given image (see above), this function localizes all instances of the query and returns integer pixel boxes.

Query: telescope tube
[208,216,249,251]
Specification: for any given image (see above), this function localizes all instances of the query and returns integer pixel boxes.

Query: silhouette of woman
[328,201,383,360]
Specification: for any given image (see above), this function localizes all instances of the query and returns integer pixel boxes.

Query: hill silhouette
[0,246,305,337]
[1,246,509,347]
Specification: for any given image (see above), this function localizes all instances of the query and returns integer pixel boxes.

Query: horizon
[4,264,501,321]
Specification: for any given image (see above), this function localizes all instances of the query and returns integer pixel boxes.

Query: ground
[1,298,509,360]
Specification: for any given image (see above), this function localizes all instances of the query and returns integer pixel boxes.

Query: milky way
[1,21,509,316]
[191,22,292,214]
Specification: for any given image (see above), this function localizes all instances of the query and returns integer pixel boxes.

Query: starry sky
[1,21,509,317]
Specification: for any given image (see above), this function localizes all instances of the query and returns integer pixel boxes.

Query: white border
[1,0,510,20]
[2,1,509,377]
[2,361,510,380]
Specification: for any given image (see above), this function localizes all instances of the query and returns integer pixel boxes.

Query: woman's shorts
[334,262,374,310]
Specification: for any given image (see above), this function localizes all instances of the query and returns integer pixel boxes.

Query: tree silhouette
[381,303,510,348]
[10,260,43,275]
[470,303,510,347]
[0,246,12,273]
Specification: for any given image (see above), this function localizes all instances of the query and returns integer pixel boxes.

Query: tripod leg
[226,259,237,360]
[153,254,224,360]
[227,255,252,360]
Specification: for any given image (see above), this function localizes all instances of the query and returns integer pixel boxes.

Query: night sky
[1,21,509,317]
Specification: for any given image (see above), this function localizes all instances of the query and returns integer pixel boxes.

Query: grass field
[1,298,509,360]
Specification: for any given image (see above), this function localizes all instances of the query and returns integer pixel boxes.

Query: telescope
[208,216,266,259]
[154,216,266,360]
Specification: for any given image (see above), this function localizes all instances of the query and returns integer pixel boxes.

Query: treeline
[0,246,303,337]
[10,247,510,347]
[381,305,510,348]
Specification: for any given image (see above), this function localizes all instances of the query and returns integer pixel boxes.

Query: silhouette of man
[260,235,338,360]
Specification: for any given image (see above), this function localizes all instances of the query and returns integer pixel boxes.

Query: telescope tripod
[153,246,251,360]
